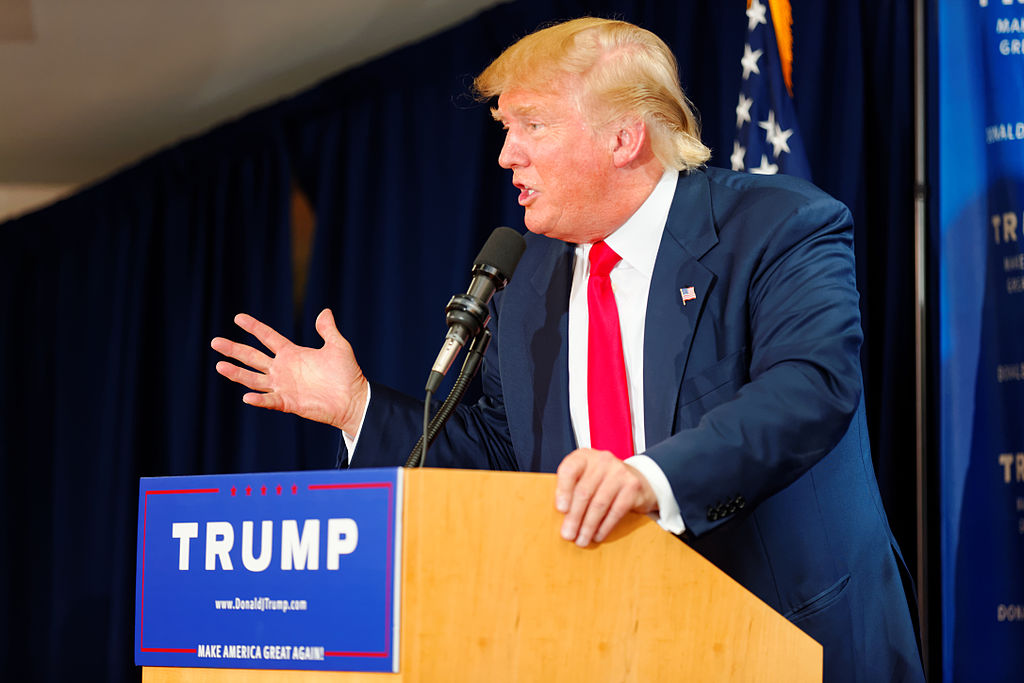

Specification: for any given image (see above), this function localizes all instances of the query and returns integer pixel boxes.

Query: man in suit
[213,17,923,681]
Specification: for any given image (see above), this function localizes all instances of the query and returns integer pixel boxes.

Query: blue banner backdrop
[938,2,1024,680]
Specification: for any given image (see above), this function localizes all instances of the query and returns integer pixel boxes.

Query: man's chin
[523,213,581,243]
[523,215,548,236]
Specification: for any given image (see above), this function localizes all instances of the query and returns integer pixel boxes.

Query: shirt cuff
[341,383,372,465]
[625,454,686,534]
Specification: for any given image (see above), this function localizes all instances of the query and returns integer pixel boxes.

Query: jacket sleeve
[347,297,518,472]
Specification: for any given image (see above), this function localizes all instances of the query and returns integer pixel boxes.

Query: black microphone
[425,227,526,394]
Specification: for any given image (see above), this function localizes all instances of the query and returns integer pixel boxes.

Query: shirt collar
[601,169,678,279]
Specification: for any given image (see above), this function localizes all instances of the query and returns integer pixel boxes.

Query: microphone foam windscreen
[474,227,526,278]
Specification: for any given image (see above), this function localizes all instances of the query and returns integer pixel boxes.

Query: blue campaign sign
[134,467,402,673]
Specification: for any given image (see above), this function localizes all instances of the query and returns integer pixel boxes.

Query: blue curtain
[0,1,917,680]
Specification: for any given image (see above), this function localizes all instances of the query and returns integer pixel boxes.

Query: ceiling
[0,0,506,188]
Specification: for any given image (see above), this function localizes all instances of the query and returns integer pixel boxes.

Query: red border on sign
[140,488,218,654]
[308,483,395,658]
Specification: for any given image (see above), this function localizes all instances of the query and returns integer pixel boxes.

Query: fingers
[241,391,285,411]
[566,469,626,547]
[214,360,273,393]
[210,336,274,373]
[233,313,292,354]
[555,453,584,514]
[215,360,286,413]
[555,450,652,547]
[594,484,639,543]
[557,450,619,547]
[556,453,591,544]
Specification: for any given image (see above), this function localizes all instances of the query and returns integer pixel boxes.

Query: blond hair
[474,17,711,171]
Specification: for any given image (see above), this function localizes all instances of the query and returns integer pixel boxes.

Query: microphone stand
[406,328,492,468]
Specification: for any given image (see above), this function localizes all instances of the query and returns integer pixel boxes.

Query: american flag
[731,0,811,179]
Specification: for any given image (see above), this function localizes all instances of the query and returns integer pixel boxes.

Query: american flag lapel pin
[680,286,696,306]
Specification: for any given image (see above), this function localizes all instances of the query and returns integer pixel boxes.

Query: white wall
[0,183,76,224]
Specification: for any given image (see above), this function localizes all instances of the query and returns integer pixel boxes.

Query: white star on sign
[747,0,768,32]
[741,43,763,80]
[736,93,753,128]
[751,154,779,175]
[731,140,747,171]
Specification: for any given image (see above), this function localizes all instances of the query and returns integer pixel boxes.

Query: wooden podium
[143,468,821,682]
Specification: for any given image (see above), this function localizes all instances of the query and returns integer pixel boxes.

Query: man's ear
[611,117,648,168]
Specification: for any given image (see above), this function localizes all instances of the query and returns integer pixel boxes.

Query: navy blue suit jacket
[356,167,923,681]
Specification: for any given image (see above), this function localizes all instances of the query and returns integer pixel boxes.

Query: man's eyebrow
[490,104,541,123]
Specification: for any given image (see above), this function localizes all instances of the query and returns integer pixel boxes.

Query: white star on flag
[757,110,795,158]
[731,141,747,171]
[736,93,753,128]
[758,109,779,139]
[751,154,779,175]
[746,0,768,32]
[740,44,763,80]
[731,0,811,179]
[768,123,794,158]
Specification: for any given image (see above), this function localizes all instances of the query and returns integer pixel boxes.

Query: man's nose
[498,131,525,169]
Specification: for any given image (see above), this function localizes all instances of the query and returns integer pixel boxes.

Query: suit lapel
[498,236,576,472]
[644,171,719,447]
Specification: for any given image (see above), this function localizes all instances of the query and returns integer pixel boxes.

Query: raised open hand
[211,308,369,434]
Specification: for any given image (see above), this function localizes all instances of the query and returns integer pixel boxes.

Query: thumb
[315,308,346,347]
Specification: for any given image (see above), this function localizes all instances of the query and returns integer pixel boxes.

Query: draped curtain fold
[0,1,916,680]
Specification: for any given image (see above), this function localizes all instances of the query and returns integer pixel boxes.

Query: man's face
[495,84,619,244]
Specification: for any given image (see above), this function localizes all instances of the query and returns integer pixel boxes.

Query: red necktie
[587,241,634,460]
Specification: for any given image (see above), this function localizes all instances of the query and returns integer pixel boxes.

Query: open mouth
[516,183,537,205]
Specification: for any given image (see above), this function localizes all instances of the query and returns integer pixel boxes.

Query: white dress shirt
[567,169,685,534]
